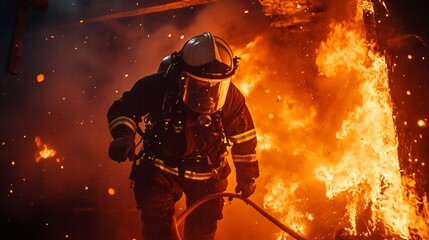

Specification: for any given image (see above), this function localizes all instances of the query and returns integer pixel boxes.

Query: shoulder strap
[161,65,180,115]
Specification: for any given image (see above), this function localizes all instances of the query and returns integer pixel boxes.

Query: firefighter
[107,32,259,240]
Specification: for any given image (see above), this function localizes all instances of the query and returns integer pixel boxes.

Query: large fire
[232,0,429,239]
[314,3,429,238]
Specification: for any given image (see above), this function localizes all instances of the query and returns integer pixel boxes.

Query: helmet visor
[180,71,231,114]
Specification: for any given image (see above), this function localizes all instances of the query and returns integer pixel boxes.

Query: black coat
[107,70,259,180]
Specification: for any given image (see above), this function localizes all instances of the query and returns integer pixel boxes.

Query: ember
[34,136,57,163]
[36,73,45,83]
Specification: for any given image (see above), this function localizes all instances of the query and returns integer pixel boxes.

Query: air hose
[176,192,308,240]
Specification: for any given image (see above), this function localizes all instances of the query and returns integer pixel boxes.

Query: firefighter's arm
[224,83,259,198]
[108,115,137,162]
[107,82,145,162]
[107,73,165,162]
[230,130,259,199]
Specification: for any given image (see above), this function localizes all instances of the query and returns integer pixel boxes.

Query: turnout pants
[133,163,229,240]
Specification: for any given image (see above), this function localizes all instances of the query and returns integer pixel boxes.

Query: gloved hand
[235,178,256,199]
[108,137,135,162]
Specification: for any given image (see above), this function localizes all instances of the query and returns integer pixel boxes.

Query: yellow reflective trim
[232,154,258,163]
[229,129,256,144]
[109,116,137,132]
[149,158,215,180]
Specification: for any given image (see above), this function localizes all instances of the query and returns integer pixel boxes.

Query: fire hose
[175,192,308,240]
[131,140,307,239]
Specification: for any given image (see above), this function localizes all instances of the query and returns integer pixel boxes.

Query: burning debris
[34,136,57,163]
[258,0,326,28]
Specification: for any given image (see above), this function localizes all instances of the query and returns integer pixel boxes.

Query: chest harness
[133,67,230,180]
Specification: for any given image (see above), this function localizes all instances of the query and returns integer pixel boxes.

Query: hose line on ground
[176,192,308,240]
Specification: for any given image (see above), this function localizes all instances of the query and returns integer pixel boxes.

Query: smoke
[1,0,282,239]
[3,0,426,239]
[0,0,324,239]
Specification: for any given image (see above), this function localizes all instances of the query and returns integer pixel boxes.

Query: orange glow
[34,136,57,163]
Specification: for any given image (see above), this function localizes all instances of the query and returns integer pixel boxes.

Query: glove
[108,137,135,162]
[235,178,256,199]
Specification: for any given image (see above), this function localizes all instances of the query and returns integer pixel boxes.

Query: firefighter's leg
[183,177,228,240]
[133,164,183,240]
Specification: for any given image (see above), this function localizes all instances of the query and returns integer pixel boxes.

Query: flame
[233,36,265,96]
[264,178,310,238]
[313,2,429,238]
[241,0,429,239]
[35,136,57,163]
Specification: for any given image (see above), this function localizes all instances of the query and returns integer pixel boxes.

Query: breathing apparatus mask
[169,32,238,127]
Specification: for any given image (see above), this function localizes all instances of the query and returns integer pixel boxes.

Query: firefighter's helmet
[178,32,238,115]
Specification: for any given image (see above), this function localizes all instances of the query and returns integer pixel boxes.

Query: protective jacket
[107,69,259,181]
